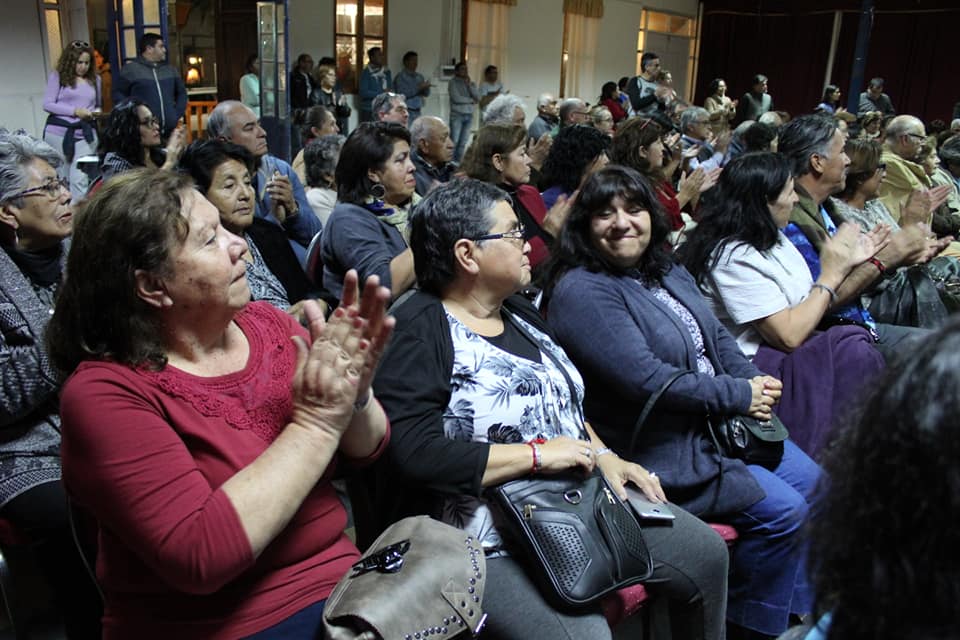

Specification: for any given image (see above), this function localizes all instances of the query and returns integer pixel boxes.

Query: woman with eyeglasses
[43,40,102,198]
[0,129,102,637]
[97,98,185,185]
[370,177,730,640]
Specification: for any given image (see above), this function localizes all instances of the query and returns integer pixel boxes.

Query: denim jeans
[723,440,820,636]
[243,599,326,638]
[450,111,475,163]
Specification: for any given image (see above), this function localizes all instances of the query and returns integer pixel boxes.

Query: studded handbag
[323,516,488,640]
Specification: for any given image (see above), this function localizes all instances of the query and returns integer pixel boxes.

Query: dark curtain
[695,9,837,119]
[696,1,960,123]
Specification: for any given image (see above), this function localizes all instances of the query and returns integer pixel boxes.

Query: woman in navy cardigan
[544,165,821,640]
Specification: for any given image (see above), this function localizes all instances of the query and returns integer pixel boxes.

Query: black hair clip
[350,539,411,577]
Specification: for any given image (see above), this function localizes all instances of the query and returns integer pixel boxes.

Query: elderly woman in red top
[46,169,393,639]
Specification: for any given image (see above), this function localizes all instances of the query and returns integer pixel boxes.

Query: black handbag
[485,311,654,609]
[488,470,654,609]
[630,371,787,471]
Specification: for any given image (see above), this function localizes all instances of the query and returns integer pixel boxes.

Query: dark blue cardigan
[548,264,765,517]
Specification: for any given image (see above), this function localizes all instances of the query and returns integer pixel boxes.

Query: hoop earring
[370,182,386,200]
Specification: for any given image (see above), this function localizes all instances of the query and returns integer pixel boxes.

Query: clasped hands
[289,270,394,438]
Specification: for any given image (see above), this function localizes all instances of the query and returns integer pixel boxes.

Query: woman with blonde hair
[43,40,101,197]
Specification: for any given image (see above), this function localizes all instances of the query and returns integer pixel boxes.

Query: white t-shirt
[699,232,813,358]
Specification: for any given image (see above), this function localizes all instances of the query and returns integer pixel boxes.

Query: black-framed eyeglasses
[7,177,69,201]
[140,116,160,128]
[906,133,926,142]
[350,540,411,577]
[470,225,526,243]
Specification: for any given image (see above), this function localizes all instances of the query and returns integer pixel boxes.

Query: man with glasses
[680,106,726,171]
[556,98,589,135]
[112,33,186,137]
[877,115,951,221]
[373,92,410,128]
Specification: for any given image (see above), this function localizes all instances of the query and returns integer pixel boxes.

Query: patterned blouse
[644,280,716,376]
[440,309,588,552]
[244,234,290,310]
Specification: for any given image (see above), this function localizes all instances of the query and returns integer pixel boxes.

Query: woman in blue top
[544,165,821,640]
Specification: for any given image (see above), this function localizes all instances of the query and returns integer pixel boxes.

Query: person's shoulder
[390,291,446,335]
[265,154,294,172]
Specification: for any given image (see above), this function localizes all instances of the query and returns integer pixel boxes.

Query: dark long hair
[543,165,672,303]
[47,169,192,373]
[335,121,410,204]
[609,117,664,183]
[679,152,792,284]
[809,319,960,639]
[541,125,610,194]
[100,98,163,167]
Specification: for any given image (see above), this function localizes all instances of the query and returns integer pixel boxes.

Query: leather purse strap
[627,370,691,459]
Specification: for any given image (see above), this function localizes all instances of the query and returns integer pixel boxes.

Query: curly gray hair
[0,128,63,207]
[482,94,526,126]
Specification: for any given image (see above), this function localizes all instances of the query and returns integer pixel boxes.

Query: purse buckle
[350,539,411,577]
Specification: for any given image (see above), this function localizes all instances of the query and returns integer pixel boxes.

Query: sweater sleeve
[373,309,491,497]
[60,368,255,595]
[548,271,753,416]
[321,206,399,291]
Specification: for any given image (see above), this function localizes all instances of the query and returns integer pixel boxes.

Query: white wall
[0,3,55,137]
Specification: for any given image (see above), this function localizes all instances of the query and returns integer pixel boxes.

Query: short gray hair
[0,129,63,207]
[558,98,586,123]
[680,106,710,134]
[303,134,346,188]
[205,100,246,139]
[884,115,923,143]
[409,115,443,148]
[482,94,526,125]
[373,92,405,118]
[537,93,555,109]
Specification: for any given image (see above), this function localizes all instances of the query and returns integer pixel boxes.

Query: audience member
[478,64,504,110]
[392,51,430,122]
[857,77,895,116]
[42,40,101,198]
[179,140,326,312]
[808,321,960,640]
[626,51,668,116]
[742,122,778,153]
[409,115,455,196]
[655,69,679,106]
[540,124,609,209]
[856,111,882,140]
[371,177,731,640]
[588,104,615,137]
[359,47,391,123]
[528,93,559,141]
[290,53,315,115]
[482,93,526,126]
[0,129,102,638]
[448,61,480,162]
[556,97,589,133]
[292,104,340,185]
[372,91,409,127]
[917,140,960,228]
[680,152,885,457]
[303,134,345,226]
[112,33,186,137]
[877,115,948,222]
[758,111,785,129]
[239,54,260,118]
[460,123,572,275]
[704,78,737,135]
[681,106,726,171]
[778,114,939,359]
[609,117,717,244]
[310,63,351,135]
[544,165,821,640]
[99,98,185,181]
[207,100,320,264]
[48,168,391,638]
[320,122,418,299]
[737,74,773,123]
[939,135,960,195]
[598,81,627,124]
[814,85,846,117]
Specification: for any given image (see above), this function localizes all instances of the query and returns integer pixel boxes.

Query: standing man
[857,78,896,117]
[112,33,186,137]
[737,74,773,123]
[359,47,391,123]
[409,115,456,196]
[626,52,668,116]
[478,65,504,110]
[372,92,409,127]
[448,61,479,162]
[393,51,430,122]
[289,53,315,154]
[206,100,321,265]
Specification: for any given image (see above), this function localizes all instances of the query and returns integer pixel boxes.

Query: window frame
[333,0,389,94]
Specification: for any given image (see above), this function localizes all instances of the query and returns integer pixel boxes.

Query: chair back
[185,100,218,142]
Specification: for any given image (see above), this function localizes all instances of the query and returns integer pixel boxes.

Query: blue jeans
[724,440,820,636]
[450,111,475,163]
[243,599,326,638]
